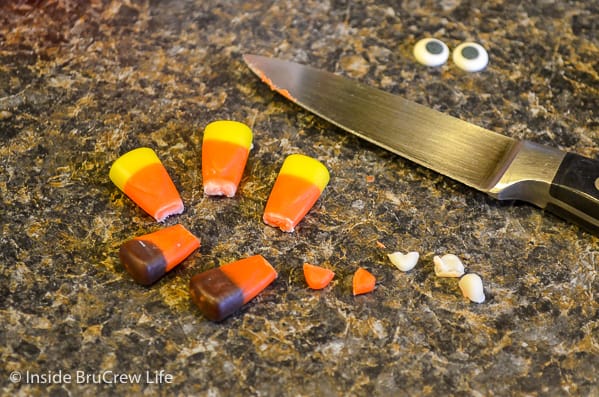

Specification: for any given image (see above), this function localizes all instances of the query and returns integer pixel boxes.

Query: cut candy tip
[263,213,295,233]
[154,202,185,222]
[203,181,238,198]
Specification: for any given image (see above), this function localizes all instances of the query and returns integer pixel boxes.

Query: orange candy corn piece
[119,224,200,285]
[303,263,335,290]
[202,120,253,197]
[263,154,329,232]
[109,147,184,221]
[190,254,277,321]
[352,267,376,296]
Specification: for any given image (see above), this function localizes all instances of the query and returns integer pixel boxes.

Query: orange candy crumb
[303,263,335,290]
[352,267,376,296]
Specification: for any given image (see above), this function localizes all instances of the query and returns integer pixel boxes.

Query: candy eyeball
[413,38,450,67]
[452,42,489,72]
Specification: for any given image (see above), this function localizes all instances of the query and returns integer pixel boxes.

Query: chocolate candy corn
[109,147,184,222]
[263,154,329,232]
[202,120,253,197]
[119,224,200,285]
[190,254,277,321]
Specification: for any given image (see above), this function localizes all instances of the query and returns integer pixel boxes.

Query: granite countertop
[1,1,597,395]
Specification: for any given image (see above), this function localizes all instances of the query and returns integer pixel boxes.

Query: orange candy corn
[190,254,277,321]
[352,267,376,296]
[109,147,184,221]
[263,154,329,232]
[119,224,200,285]
[303,263,335,290]
[202,120,253,197]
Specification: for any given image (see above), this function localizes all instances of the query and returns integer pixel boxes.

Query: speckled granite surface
[1,1,597,396]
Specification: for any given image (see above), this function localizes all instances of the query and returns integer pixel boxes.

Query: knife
[243,54,599,235]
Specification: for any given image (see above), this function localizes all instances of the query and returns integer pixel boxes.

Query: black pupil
[425,41,443,55]
[461,46,479,60]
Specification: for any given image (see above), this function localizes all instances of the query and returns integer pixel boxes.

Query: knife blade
[243,54,599,235]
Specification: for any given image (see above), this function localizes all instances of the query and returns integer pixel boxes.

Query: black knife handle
[546,152,599,234]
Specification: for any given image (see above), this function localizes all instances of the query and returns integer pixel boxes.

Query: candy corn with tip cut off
[263,154,329,232]
[119,224,200,285]
[202,120,253,197]
[109,147,184,222]
[190,254,277,321]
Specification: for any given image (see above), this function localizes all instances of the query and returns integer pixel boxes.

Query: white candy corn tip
[459,273,485,303]
[433,254,465,278]
[388,251,419,272]
[204,181,237,198]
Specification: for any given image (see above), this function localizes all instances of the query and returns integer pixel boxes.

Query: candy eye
[413,38,449,67]
[452,42,489,72]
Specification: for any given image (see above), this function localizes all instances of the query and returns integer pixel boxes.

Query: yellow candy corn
[263,154,329,232]
[109,147,184,221]
[202,120,253,197]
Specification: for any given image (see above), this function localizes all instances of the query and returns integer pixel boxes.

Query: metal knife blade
[243,54,599,234]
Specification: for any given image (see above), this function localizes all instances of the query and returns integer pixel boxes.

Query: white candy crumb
[433,254,465,277]
[387,251,419,272]
[459,273,485,303]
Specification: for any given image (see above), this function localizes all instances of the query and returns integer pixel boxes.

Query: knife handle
[492,141,599,235]
[546,152,599,235]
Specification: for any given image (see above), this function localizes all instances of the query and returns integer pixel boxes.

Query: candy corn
[190,254,277,321]
[109,147,184,222]
[263,154,329,232]
[202,120,253,197]
[119,224,200,285]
